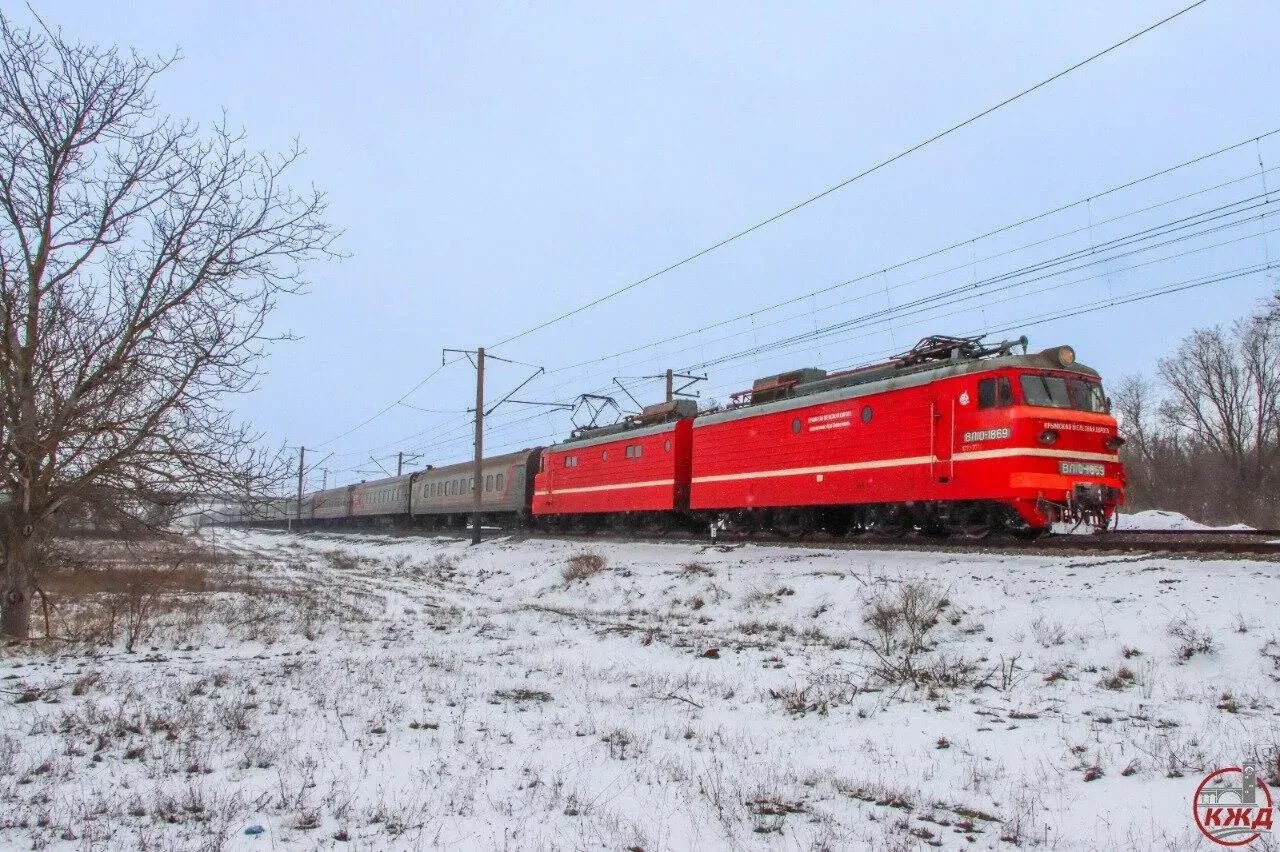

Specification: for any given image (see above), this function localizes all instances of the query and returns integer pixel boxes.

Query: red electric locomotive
[691,335,1124,536]
[532,399,696,526]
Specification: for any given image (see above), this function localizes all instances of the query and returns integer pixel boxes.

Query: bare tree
[1157,315,1280,524]
[0,15,335,637]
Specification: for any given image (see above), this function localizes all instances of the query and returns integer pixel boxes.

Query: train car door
[931,395,955,485]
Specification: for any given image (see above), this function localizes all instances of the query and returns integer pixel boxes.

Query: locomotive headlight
[1038,429,1059,445]
[1055,345,1076,367]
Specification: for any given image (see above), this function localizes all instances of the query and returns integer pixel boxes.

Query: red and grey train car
[286,449,541,530]
[409,449,540,527]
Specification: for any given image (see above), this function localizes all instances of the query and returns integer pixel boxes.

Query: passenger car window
[496,473,504,491]
[485,474,493,492]
[1020,374,1072,408]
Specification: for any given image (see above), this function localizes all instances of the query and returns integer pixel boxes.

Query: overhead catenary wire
[542,126,1280,379]
[484,0,1212,351]
[323,125,1278,473]
[687,197,1280,370]
[372,218,1280,470]
[446,139,1280,420]
[438,179,1280,425]
[390,224,1280,469]
[319,120,1273,463]
[310,361,454,450]
[456,259,1274,462]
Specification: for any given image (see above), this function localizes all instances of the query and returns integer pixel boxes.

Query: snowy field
[1,529,1278,851]
[1115,509,1258,532]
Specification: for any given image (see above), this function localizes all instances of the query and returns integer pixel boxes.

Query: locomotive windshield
[1019,373,1107,412]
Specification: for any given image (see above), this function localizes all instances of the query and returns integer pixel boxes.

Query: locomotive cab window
[1020,374,1072,409]
[1069,378,1108,412]
[978,377,1013,409]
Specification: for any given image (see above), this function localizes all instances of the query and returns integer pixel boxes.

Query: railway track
[512,527,1280,557]
[240,523,1280,557]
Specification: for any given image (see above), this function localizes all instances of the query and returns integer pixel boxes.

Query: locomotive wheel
[866,506,909,538]
[952,504,994,540]
[819,508,852,537]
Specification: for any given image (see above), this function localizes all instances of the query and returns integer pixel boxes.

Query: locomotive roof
[696,349,1101,428]
[547,419,680,453]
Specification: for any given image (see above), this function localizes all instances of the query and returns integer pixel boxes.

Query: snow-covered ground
[1115,509,1256,532]
[1,529,1278,850]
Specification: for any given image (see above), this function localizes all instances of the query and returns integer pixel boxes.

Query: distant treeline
[1114,290,1280,527]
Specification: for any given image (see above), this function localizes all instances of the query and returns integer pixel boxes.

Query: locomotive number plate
[1059,461,1105,477]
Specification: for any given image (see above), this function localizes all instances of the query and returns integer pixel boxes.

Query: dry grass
[1169,616,1217,660]
[563,552,607,583]
[680,562,715,577]
[27,535,340,649]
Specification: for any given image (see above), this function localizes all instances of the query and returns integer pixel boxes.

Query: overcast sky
[19,1,1280,485]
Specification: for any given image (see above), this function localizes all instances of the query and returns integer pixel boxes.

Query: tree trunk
[1,526,36,639]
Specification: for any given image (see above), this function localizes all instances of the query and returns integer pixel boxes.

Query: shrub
[1169,617,1216,660]
[563,552,606,583]
[855,581,971,690]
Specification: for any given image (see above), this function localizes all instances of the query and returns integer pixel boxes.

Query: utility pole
[393,452,423,477]
[294,445,305,530]
[638,370,706,405]
[443,345,548,545]
[472,347,484,545]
